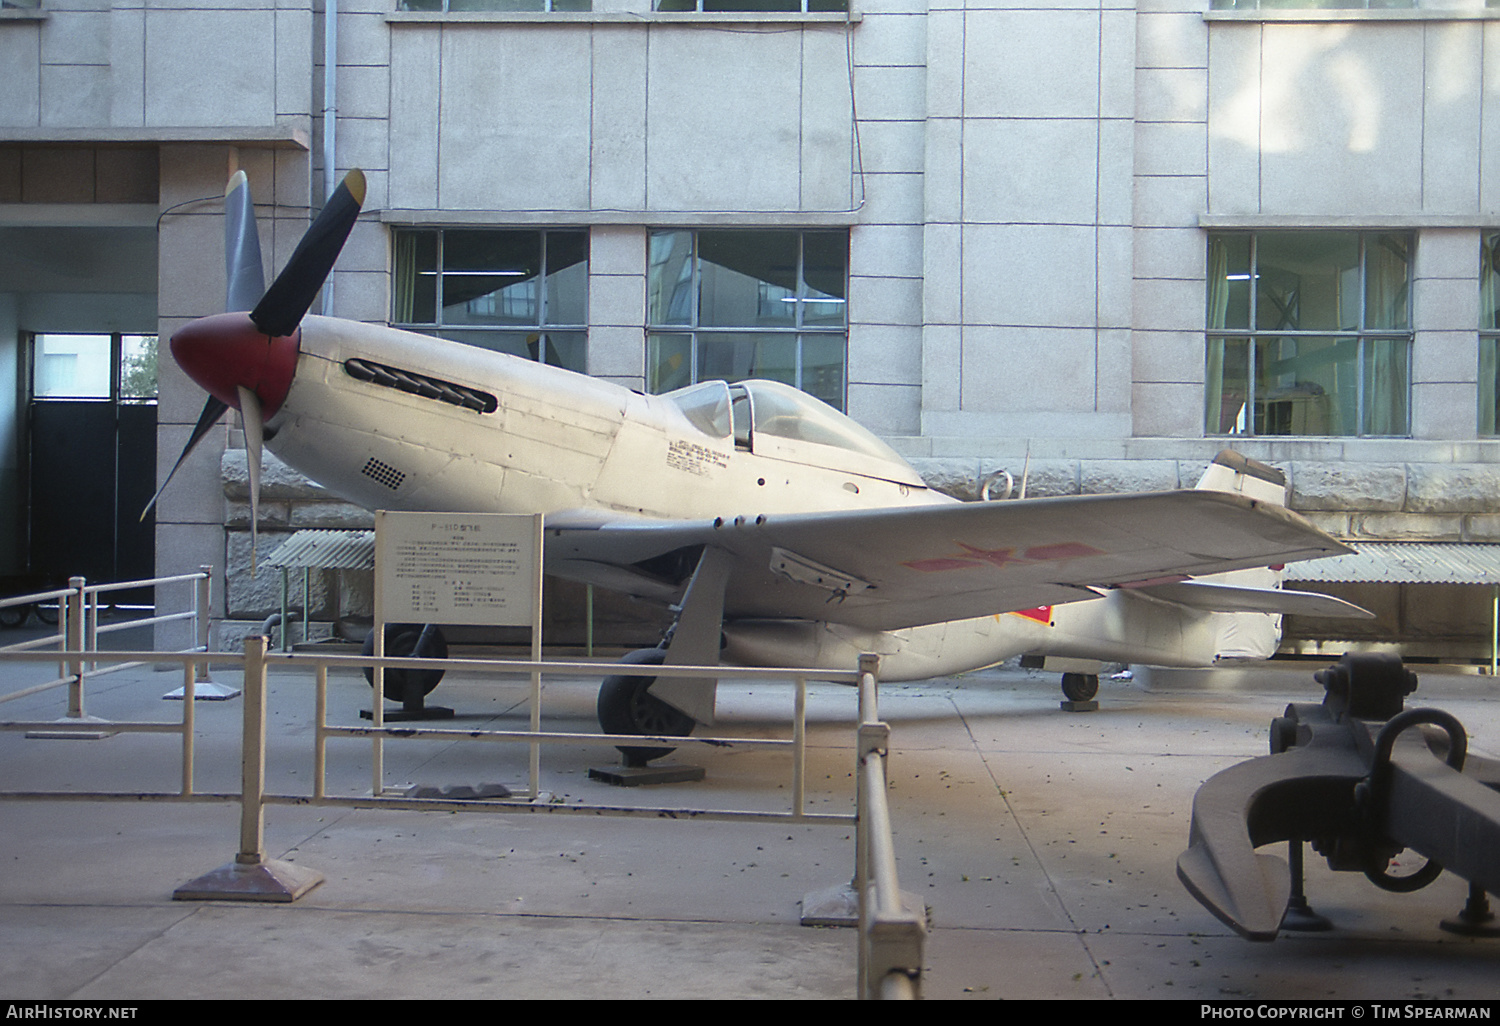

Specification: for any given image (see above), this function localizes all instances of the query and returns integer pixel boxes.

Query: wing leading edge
[545,490,1353,633]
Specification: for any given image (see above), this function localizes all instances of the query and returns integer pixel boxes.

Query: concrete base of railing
[801,882,859,926]
[25,714,116,740]
[587,762,706,786]
[162,680,242,701]
[799,882,926,928]
[174,858,324,903]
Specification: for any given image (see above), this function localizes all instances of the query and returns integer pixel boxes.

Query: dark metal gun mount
[1176,652,1500,941]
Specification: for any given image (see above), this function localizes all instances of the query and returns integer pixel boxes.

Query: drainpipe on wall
[321,0,339,316]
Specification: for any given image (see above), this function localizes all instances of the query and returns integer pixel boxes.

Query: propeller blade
[238,385,264,577]
[224,170,266,313]
[140,395,230,521]
[249,169,367,338]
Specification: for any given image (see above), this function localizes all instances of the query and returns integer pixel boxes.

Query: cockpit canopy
[663,379,926,487]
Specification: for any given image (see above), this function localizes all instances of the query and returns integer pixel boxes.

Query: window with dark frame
[1205,231,1412,438]
[391,228,589,374]
[1482,233,1500,436]
[30,333,157,402]
[646,228,849,412]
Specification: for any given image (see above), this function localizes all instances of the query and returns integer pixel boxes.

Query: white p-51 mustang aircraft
[156,169,1364,761]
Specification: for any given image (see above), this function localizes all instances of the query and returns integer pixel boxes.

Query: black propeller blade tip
[249,169,367,338]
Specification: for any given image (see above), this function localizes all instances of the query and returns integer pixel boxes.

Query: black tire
[33,603,58,625]
[1061,672,1099,702]
[362,624,448,701]
[1363,850,1444,893]
[597,647,696,766]
[0,604,28,628]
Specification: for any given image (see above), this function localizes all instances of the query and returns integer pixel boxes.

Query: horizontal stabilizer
[1128,580,1374,619]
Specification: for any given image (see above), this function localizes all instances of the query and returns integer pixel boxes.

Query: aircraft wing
[544,490,1353,633]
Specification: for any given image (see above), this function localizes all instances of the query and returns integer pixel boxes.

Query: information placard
[375,511,540,627]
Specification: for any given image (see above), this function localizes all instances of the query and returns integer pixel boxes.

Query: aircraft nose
[169,311,300,418]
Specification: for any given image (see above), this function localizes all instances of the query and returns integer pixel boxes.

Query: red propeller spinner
[169,312,299,419]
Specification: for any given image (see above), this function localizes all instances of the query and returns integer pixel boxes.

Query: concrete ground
[2,631,1499,1000]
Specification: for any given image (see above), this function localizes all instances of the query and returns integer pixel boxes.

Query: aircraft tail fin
[1179,453,1363,659]
[1194,450,1288,506]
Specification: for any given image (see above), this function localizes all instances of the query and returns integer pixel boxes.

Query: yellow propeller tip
[343,169,367,207]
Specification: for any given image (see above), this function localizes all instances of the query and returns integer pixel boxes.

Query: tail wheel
[1061,672,1099,702]
[597,647,695,767]
[362,623,448,701]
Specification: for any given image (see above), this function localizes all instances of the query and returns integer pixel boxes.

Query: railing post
[792,675,806,816]
[181,657,195,796]
[853,653,882,903]
[196,567,212,658]
[52,587,67,681]
[165,567,239,701]
[66,577,85,719]
[238,634,269,865]
[85,582,99,673]
[173,633,324,902]
[854,656,883,997]
[851,652,923,999]
[23,577,114,739]
[801,655,883,931]
[278,567,289,652]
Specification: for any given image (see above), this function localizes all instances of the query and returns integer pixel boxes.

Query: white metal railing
[279,643,850,823]
[0,637,924,998]
[0,648,212,794]
[854,659,926,999]
[0,569,214,719]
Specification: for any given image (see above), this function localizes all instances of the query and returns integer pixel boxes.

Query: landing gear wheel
[362,623,448,701]
[597,647,696,767]
[0,604,28,628]
[1061,672,1099,702]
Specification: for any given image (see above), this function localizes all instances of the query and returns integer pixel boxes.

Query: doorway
[26,333,158,597]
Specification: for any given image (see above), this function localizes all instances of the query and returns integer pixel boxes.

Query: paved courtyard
[1,643,1498,1000]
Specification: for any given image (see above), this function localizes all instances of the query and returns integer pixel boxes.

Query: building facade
[3,0,1500,650]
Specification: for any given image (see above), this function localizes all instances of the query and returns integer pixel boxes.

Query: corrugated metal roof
[1287,542,1500,585]
[264,529,375,571]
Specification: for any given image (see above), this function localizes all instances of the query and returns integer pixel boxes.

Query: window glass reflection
[645,229,849,410]
[1205,231,1411,437]
[393,228,588,370]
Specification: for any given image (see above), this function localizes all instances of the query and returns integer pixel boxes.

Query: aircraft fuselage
[268,318,950,524]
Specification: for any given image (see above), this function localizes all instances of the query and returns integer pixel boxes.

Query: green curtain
[393,232,417,324]
[1363,339,1407,436]
[1482,236,1500,435]
[1205,239,1230,432]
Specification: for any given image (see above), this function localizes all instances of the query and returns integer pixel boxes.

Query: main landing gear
[596,647,697,767]
[594,545,732,770]
[361,623,450,720]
